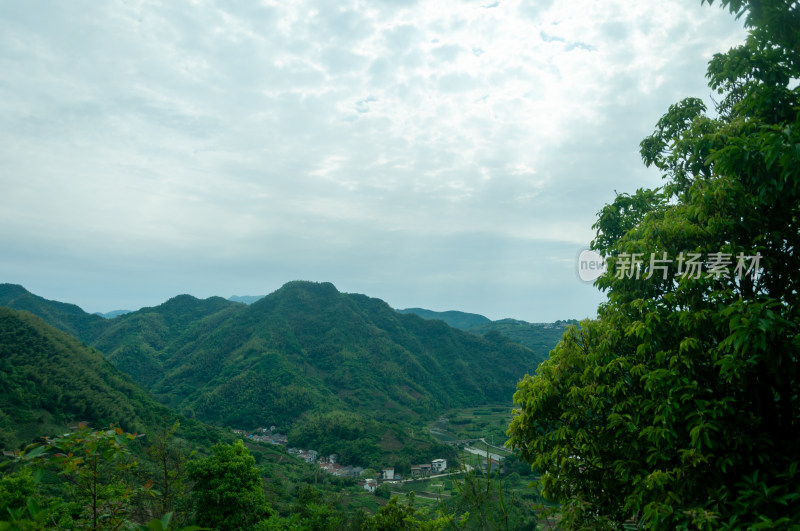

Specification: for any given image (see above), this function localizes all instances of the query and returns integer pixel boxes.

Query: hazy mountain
[465,319,577,356]
[396,307,492,329]
[228,295,265,304]
[398,306,575,357]
[94,309,133,319]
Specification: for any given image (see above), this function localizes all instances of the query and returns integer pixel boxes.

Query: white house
[361,479,378,493]
[382,468,395,480]
[431,459,447,473]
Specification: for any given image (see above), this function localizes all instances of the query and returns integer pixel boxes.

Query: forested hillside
[104,282,540,465]
[0,281,542,467]
[465,319,577,355]
[0,284,107,344]
[396,308,491,329]
[0,307,173,449]
[398,306,574,357]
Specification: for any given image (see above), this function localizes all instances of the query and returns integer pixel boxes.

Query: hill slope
[0,307,174,448]
[0,283,107,343]
[0,282,545,466]
[396,308,491,330]
[466,319,577,355]
[101,281,541,428]
[397,307,575,357]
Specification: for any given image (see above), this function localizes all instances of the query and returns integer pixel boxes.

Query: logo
[577,249,606,282]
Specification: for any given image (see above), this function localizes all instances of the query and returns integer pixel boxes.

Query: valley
[0,281,563,528]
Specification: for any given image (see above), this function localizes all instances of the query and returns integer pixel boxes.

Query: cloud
[0,0,747,320]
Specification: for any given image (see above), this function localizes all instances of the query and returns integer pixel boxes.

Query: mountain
[228,295,265,304]
[465,319,577,355]
[0,306,173,449]
[94,309,133,319]
[90,294,242,388]
[0,283,107,343]
[0,305,234,454]
[0,281,545,466]
[396,308,491,330]
[104,281,542,425]
[398,306,575,357]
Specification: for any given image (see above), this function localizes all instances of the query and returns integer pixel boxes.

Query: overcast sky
[0,0,747,321]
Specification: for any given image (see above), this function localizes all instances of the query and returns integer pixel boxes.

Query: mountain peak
[252,281,342,310]
[279,280,340,295]
[0,283,30,300]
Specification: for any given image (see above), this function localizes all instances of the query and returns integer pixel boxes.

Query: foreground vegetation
[1,420,547,530]
[509,1,800,528]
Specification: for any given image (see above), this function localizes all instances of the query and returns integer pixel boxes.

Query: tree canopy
[186,440,270,530]
[508,1,799,528]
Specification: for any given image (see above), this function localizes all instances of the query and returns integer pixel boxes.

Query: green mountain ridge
[228,295,266,304]
[0,284,107,343]
[397,306,577,356]
[139,281,542,425]
[0,281,550,467]
[94,309,133,319]
[0,306,173,449]
[396,308,491,329]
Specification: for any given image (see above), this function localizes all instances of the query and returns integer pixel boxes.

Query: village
[231,426,452,494]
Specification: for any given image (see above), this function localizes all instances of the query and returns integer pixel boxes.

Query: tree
[508,1,799,528]
[0,469,38,520]
[450,456,536,531]
[145,421,190,524]
[1,423,144,531]
[360,494,456,531]
[185,440,270,530]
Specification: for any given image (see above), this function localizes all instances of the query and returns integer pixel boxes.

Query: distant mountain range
[396,308,491,329]
[397,307,576,354]
[0,281,564,466]
[91,295,266,319]
[227,295,265,305]
[94,309,133,319]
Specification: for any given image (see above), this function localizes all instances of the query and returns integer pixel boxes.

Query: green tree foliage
[289,411,382,468]
[508,1,799,528]
[360,494,456,531]
[3,423,143,530]
[449,458,537,531]
[0,469,38,521]
[185,440,270,530]
[254,502,343,531]
[133,512,207,531]
[142,422,191,526]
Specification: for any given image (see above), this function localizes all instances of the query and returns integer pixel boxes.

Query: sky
[0,0,747,322]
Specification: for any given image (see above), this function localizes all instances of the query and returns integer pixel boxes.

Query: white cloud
[0,0,747,320]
